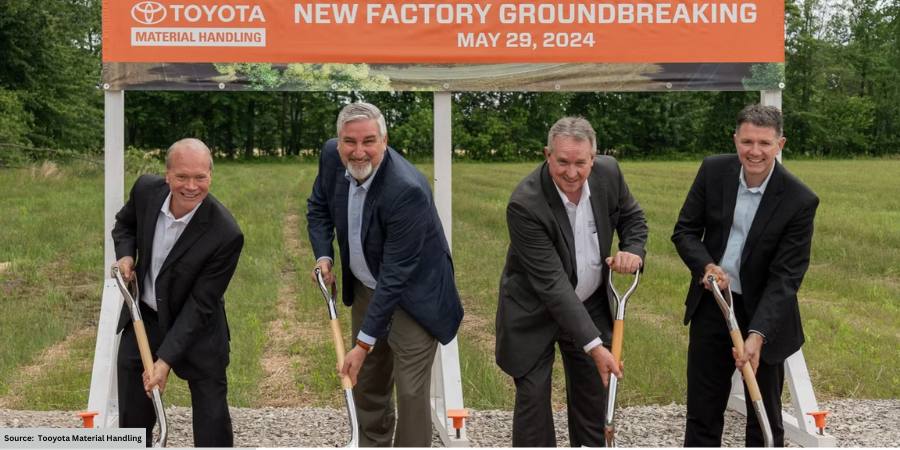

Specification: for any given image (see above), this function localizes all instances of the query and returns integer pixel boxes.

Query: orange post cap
[447,408,469,430]
[806,411,829,428]
[77,411,99,428]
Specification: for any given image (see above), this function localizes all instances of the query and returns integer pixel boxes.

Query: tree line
[1,1,897,162]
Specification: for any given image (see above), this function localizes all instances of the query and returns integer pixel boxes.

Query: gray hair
[547,117,597,155]
[736,104,783,137]
[336,102,388,138]
[166,138,213,171]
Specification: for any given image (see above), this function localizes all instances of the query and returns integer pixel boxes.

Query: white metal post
[430,91,469,447]
[760,89,783,111]
[762,89,784,162]
[103,90,125,273]
[87,89,125,427]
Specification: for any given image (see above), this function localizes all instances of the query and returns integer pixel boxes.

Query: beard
[347,160,373,181]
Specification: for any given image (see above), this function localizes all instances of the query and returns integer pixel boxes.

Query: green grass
[0,165,104,405]
[0,159,896,411]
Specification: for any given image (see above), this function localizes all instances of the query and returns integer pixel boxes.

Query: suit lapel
[741,162,785,264]
[159,199,211,276]
[589,162,611,261]
[540,163,577,273]
[334,165,350,246]
[720,159,741,255]
[143,187,170,265]
[360,150,390,246]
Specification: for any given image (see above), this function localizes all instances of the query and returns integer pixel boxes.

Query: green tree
[363,92,434,159]
[0,0,102,151]
[0,88,32,145]
[784,0,827,155]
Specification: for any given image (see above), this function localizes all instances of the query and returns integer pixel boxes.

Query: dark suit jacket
[112,175,243,380]
[672,154,819,364]
[306,139,463,345]
[495,157,648,378]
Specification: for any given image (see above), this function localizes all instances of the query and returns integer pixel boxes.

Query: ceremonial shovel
[315,268,360,447]
[603,267,640,447]
[111,265,168,448]
[708,274,774,447]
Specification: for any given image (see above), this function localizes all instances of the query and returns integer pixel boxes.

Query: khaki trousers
[351,278,437,447]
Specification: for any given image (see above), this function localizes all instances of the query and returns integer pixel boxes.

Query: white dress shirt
[554,181,604,352]
[142,194,201,311]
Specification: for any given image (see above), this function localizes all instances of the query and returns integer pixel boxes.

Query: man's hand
[606,251,642,274]
[311,259,334,286]
[143,359,171,396]
[702,263,729,291]
[588,345,623,387]
[116,256,135,281]
[339,345,367,386]
[734,333,764,374]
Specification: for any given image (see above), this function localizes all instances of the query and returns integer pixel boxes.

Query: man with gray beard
[306,102,464,447]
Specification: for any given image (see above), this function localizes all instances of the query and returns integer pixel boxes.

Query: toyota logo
[131,1,167,25]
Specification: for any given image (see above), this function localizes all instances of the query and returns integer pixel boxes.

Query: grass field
[0,159,897,411]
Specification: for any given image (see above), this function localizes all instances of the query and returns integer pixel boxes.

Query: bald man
[113,138,244,447]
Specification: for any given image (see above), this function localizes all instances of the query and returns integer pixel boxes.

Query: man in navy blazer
[672,105,819,447]
[307,102,463,447]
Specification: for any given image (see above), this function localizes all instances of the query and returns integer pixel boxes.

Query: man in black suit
[113,138,243,447]
[495,117,647,447]
[306,102,463,447]
[672,104,819,447]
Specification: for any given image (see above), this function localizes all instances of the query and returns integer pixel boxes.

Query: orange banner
[103,0,784,64]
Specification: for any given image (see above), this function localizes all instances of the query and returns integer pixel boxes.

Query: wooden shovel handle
[730,329,763,402]
[330,319,353,389]
[611,319,624,363]
[132,319,155,374]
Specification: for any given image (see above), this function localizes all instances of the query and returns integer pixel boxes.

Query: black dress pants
[117,303,233,447]
[685,292,785,447]
[512,295,610,447]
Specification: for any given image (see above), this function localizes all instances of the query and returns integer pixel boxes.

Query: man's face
[165,147,211,214]
[545,135,594,198]
[338,119,387,182]
[734,122,785,186]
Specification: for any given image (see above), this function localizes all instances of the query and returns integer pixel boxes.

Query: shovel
[604,267,640,447]
[707,274,774,447]
[315,268,360,448]
[111,265,168,448]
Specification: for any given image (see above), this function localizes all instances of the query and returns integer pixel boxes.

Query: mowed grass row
[0,159,897,411]
[0,165,105,409]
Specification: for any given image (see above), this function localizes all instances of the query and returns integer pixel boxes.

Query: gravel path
[1,400,896,447]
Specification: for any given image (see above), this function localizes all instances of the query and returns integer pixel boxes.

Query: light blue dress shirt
[346,169,379,291]
[346,166,380,345]
[315,166,383,345]
[721,165,774,295]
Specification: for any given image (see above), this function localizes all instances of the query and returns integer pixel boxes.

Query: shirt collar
[161,193,202,223]
[739,163,775,194]
[554,179,591,207]
[344,162,381,191]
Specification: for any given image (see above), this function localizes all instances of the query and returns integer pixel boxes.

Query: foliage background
[1,1,898,162]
